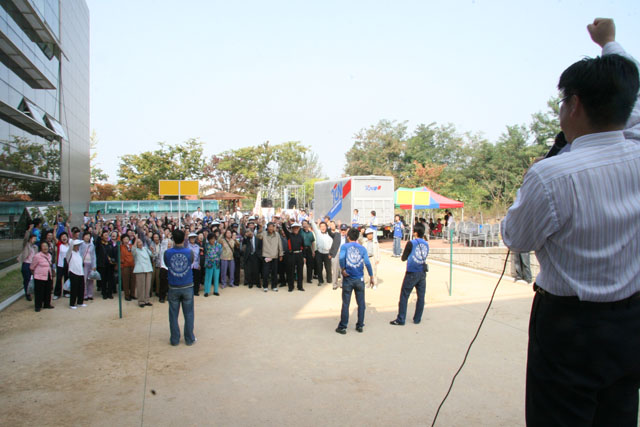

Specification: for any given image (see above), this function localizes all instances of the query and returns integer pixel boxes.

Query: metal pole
[449,227,453,296]
[410,191,415,238]
[117,240,122,318]
[178,181,181,229]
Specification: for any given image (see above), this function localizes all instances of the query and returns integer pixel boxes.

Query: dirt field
[0,246,533,426]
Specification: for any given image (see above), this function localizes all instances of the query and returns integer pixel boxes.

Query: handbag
[88,270,101,280]
[27,276,34,294]
[63,278,71,292]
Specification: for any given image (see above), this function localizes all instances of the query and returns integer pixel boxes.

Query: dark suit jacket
[243,235,262,263]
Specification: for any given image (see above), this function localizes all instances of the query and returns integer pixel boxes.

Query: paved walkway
[0,249,533,426]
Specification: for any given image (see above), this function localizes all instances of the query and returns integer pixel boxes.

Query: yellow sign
[396,190,430,206]
[159,180,199,196]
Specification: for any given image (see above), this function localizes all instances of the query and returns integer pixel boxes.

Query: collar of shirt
[570,130,625,152]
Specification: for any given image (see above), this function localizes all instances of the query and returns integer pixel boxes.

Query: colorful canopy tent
[394,187,464,237]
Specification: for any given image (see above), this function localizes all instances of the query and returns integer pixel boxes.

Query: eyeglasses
[558,94,573,107]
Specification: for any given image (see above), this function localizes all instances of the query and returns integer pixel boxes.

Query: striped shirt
[501,42,640,302]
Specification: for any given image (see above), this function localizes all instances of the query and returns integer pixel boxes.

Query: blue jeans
[168,286,195,345]
[393,237,402,256]
[396,271,426,324]
[338,276,366,329]
[220,259,235,286]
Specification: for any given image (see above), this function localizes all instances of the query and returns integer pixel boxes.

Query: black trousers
[278,254,288,286]
[244,253,260,286]
[262,258,279,289]
[159,268,168,300]
[69,272,85,306]
[98,265,115,298]
[315,252,331,284]
[234,254,241,285]
[286,252,304,290]
[192,268,201,295]
[34,278,52,310]
[303,247,314,283]
[54,259,68,296]
[526,290,640,427]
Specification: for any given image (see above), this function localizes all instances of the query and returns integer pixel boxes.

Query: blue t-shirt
[164,247,194,286]
[339,241,373,279]
[406,238,429,273]
[393,221,403,238]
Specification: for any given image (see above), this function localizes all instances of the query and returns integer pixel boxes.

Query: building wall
[0,0,89,264]
[59,0,90,221]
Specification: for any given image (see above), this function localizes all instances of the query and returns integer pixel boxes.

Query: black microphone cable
[430,249,511,427]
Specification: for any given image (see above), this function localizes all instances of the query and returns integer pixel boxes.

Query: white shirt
[57,243,69,267]
[68,250,84,276]
[310,221,333,254]
[192,210,204,220]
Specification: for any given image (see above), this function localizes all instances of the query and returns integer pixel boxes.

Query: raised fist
[587,18,615,48]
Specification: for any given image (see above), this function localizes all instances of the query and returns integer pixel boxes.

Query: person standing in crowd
[95,230,116,300]
[351,209,360,227]
[132,238,154,308]
[218,229,238,288]
[150,233,163,299]
[231,229,242,285]
[31,218,42,243]
[30,241,55,312]
[203,233,222,297]
[282,221,305,292]
[186,233,201,295]
[367,210,379,242]
[392,215,404,257]
[164,229,196,346]
[259,221,283,292]
[158,238,172,303]
[390,223,429,326]
[80,231,98,300]
[53,231,70,299]
[119,234,136,301]
[329,223,349,290]
[300,221,315,284]
[18,227,38,301]
[192,207,204,221]
[66,239,86,309]
[502,19,640,426]
[336,228,373,334]
[310,214,332,286]
[243,227,261,289]
[361,228,379,289]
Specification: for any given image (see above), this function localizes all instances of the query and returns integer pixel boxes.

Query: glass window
[89,201,106,213]
[203,201,219,212]
[104,202,122,214]
[122,201,138,214]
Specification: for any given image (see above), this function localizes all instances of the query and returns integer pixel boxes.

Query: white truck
[313,175,395,239]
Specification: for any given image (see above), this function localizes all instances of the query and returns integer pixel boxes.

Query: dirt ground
[0,245,534,426]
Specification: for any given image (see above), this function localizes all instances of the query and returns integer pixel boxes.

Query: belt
[534,283,640,307]
[169,284,194,289]
[292,251,302,254]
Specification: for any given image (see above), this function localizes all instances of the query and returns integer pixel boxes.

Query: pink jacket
[30,252,53,281]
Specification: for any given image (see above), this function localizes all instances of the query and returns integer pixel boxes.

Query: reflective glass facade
[88,200,221,215]
[0,0,89,264]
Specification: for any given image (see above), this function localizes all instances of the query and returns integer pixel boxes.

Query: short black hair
[172,229,185,244]
[347,228,360,241]
[83,231,91,238]
[371,210,376,216]
[558,54,639,128]
[414,223,425,238]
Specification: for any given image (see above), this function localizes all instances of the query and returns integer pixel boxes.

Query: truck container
[313,176,395,238]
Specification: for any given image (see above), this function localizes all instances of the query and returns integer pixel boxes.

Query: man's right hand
[587,18,615,48]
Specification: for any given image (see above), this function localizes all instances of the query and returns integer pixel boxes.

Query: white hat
[71,239,83,246]
[365,228,375,235]
[248,216,255,220]
[188,233,197,238]
[211,220,220,225]
[291,222,301,228]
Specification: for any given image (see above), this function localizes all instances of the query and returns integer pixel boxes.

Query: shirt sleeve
[401,241,412,261]
[603,41,640,143]
[363,247,373,276]
[501,167,559,252]
[339,245,347,269]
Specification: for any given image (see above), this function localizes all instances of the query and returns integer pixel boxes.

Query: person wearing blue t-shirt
[392,215,404,257]
[390,223,429,326]
[164,229,196,346]
[336,228,373,334]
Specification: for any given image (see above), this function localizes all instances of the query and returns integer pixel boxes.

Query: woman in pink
[30,241,55,312]
[17,228,38,301]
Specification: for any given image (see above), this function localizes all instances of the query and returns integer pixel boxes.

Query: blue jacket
[339,242,373,279]
[403,238,429,273]
[164,247,194,286]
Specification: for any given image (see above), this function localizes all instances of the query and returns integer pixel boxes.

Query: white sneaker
[64,294,70,298]
[70,306,77,309]
[79,304,87,307]
[373,286,377,290]
[263,288,268,292]
[53,296,59,300]
[272,288,278,292]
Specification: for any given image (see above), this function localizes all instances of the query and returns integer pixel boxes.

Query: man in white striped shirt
[502,19,640,426]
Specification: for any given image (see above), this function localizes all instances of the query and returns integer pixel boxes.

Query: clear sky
[87,0,640,183]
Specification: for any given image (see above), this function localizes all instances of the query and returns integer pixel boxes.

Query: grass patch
[0,268,24,302]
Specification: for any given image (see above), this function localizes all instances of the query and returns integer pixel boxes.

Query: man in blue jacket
[164,229,196,346]
[390,223,429,325]
[336,227,373,334]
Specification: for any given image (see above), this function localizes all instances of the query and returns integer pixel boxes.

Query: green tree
[344,120,408,176]
[117,138,205,199]
[530,96,561,147]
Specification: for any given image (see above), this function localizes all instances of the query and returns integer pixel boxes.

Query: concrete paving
[0,248,533,426]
